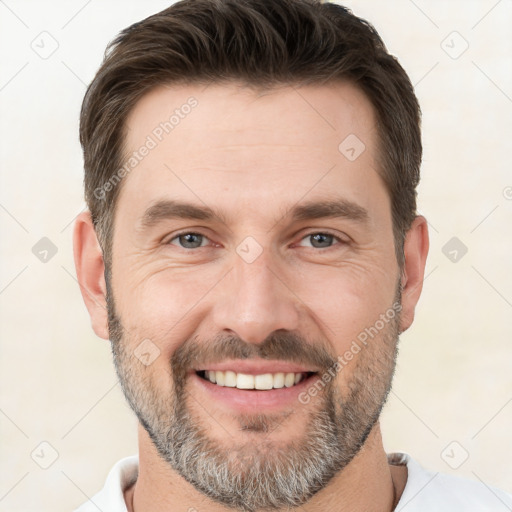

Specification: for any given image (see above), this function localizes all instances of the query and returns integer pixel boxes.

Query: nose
[211,249,301,345]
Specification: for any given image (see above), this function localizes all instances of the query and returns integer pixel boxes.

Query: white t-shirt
[74,452,512,511]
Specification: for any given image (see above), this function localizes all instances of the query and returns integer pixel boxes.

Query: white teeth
[284,373,295,388]
[273,372,285,388]
[255,373,273,390]
[203,370,306,390]
[236,373,254,389]
[215,370,225,386]
[224,370,237,387]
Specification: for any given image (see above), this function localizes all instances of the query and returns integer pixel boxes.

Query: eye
[168,232,210,249]
[297,232,345,249]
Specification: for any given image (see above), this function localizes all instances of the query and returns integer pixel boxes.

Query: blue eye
[169,232,209,249]
[298,232,342,249]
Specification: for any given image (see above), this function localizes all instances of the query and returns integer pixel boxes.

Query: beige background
[0,1,511,510]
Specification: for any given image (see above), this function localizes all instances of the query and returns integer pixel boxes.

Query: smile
[191,360,320,411]
[196,370,315,390]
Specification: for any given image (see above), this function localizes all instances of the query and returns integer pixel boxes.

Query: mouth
[190,361,320,412]
[196,370,317,390]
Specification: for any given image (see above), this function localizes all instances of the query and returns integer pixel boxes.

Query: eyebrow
[289,199,368,224]
[138,200,228,230]
[137,198,369,231]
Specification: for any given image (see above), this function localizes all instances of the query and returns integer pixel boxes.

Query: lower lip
[190,372,319,412]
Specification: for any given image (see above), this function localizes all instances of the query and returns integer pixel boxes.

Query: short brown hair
[80,0,421,268]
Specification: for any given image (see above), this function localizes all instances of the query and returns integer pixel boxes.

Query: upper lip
[194,359,318,375]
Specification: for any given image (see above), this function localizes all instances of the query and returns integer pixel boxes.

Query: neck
[125,422,407,512]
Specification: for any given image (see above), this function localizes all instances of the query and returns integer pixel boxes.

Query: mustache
[171,331,338,376]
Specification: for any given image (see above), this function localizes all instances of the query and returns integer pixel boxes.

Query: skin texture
[73,82,429,511]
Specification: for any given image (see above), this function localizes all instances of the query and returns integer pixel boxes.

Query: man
[72,0,512,511]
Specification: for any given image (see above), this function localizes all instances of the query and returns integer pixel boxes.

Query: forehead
[116,81,387,231]
[124,81,376,154]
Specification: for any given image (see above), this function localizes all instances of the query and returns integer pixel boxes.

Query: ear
[399,215,429,333]
[73,211,109,340]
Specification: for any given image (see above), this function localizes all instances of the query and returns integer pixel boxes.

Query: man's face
[108,82,402,509]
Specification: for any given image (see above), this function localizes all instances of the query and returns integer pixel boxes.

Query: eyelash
[165,230,348,251]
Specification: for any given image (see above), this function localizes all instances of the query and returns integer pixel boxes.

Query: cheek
[114,267,220,352]
[291,262,398,350]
